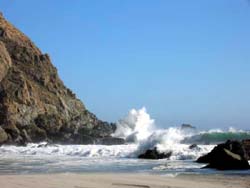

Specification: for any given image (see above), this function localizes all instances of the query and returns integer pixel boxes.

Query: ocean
[0,108,249,176]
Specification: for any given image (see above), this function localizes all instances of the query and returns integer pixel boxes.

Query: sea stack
[0,13,121,145]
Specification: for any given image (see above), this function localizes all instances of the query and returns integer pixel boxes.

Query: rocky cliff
[0,13,122,145]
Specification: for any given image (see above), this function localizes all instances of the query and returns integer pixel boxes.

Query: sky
[1,0,250,130]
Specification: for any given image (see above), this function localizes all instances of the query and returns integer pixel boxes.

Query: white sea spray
[0,107,249,175]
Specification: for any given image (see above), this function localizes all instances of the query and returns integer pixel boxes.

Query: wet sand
[0,173,249,188]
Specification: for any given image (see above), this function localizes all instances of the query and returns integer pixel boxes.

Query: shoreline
[0,173,249,188]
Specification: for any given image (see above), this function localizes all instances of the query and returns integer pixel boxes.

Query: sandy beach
[0,173,249,188]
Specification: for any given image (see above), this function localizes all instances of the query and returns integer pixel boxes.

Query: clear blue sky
[1,1,250,129]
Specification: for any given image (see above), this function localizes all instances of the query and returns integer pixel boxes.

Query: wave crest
[114,107,250,156]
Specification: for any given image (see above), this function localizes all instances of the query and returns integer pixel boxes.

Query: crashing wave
[0,107,249,161]
[113,107,250,158]
[112,107,155,142]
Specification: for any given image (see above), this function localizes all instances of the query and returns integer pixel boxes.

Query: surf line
[112,183,150,188]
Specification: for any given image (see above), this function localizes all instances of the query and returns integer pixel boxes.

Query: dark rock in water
[138,147,172,160]
[0,13,120,145]
[189,144,201,151]
[189,144,197,149]
[197,140,248,163]
[203,149,249,170]
[181,124,196,130]
[197,140,250,170]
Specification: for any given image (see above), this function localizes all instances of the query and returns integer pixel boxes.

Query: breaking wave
[0,107,249,161]
[113,107,250,159]
[182,131,250,144]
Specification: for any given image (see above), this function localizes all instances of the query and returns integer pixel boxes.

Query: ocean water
[0,108,249,175]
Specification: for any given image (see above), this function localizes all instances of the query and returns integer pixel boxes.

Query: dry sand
[0,173,249,188]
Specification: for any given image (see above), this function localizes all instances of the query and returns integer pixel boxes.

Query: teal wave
[183,132,250,144]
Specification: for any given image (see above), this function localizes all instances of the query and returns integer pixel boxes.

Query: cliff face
[0,13,121,145]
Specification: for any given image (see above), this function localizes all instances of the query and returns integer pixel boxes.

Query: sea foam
[0,107,249,161]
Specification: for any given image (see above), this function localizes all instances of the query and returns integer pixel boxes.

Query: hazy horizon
[1,1,250,129]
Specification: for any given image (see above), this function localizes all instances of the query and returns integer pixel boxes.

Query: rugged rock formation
[197,140,250,170]
[138,147,172,160]
[0,13,121,145]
